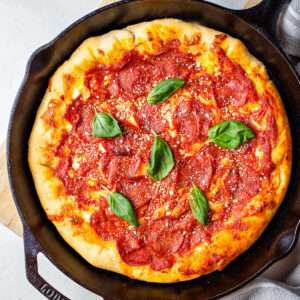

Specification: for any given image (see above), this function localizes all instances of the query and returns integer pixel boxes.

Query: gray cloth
[223,276,300,300]
[277,0,300,73]
[222,240,300,299]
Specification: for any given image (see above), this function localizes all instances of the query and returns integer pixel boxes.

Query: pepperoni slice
[117,178,154,209]
[153,48,193,80]
[117,240,152,266]
[179,151,213,191]
[216,77,250,108]
[258,135,274,175]
[117,60,152,98]
[64,98,82,127]
[214,47,258,108]
[101,155,145,190]
[151,230,185,255]
[173,100,213,144]
[150,256,175,271]
[236,168,261,199]
[90,202,124,241]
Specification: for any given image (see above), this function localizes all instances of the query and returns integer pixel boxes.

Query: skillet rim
[6,0,300,298]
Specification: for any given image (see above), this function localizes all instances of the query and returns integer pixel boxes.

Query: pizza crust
[28,19,292,283]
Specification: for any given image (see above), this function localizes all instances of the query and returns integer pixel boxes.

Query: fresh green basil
[92,112,122,138]
[147,78,185,104]
[107,192,139,228]
[189,185,209,225]
[148,136,175,181]
[208,120,254,149]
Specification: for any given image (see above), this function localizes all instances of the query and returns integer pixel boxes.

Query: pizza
[28,19,292,283]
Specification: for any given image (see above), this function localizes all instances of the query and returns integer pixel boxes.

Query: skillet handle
[230,0,299,76]
[276,226,300,255]
[231,0,290,43]
[23,224,70,300]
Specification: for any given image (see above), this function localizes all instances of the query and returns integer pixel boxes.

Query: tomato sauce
[53,40,277,271]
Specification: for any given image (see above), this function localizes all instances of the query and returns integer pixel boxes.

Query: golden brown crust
[28,19,292,283]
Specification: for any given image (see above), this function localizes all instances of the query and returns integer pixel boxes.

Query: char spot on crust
[63,73,76,97]
[187,33,201,46]
[47,213,64,222]
[215,33,227,40]
[70,214,84,225]
[48,77,53,92]
[41,99,61,128]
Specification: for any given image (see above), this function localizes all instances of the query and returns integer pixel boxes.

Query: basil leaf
[107,192,139,228]
[148,136,175,181]
[92,112,122,138]
[189,185,209,225]
[147,78,185,104]
[208,120,254,149]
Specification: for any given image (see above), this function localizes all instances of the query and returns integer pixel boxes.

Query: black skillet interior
[7,0,300,299]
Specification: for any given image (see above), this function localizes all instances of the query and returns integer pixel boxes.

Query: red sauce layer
[53,40,277,271]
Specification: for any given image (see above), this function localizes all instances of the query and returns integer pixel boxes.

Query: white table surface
[0,1,299,299]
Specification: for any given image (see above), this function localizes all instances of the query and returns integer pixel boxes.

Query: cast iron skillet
[7,0,300,299]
